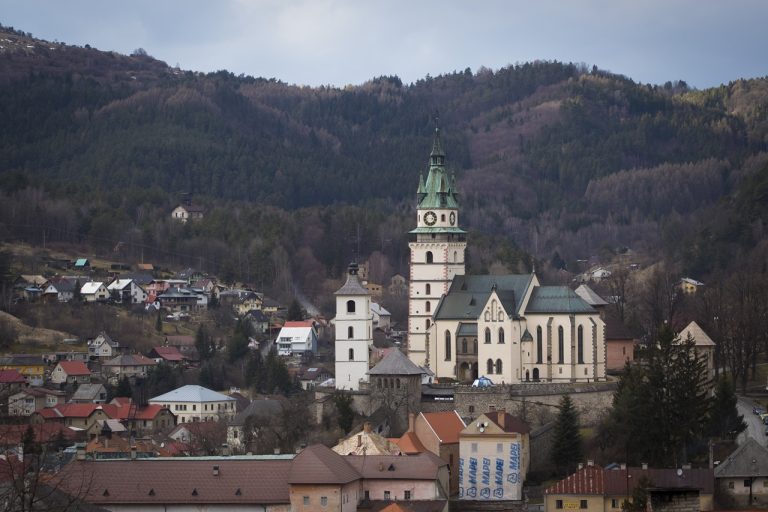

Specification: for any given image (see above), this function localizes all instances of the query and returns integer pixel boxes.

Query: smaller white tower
[334,263,372,391]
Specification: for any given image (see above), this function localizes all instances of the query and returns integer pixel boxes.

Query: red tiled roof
[151,346,185,361]
[421,411,466,444]
[283,320,314,328]
[347,452,446,480]
[59,458,292,505]
[57,360,91,376]
[392,432,426,455]
[0,369,27,384]
[39,403,118,419]
[545,465,604,495]
[288,444,359,484]
[0,423,78,444]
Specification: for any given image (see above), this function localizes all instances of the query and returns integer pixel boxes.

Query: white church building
[334,263,372,390]
[406,129,606,384]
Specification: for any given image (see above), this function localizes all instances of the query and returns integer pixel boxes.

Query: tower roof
[334,263,370,296]
[417,128,459,210]
[368,348,425,376]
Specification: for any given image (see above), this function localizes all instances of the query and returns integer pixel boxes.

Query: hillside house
[101,354,156,384]
[171,203,205,222]
[88,332,120,360]
[71,383,108,403]
[149,385,236,423]
[715,438,768,507]
[275,321,318,356]
[107,278,148,304]
[80,281,109,302]
[679,277,704,294]
[245,309,270,334]
[157,287,201,312]
[678,321,716,382]
[8,387,66,416]
[388,274,408,296]
[371,302,392,330]
[146,346,186,366]
[298,367,333,390]
[50,360,92,385]
[0,355,45,386]
[42,278,78,302]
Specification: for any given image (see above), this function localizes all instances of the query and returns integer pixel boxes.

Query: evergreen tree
[287,299,304,321]
[227,318,252,363]
[708,377,746,440]
[155,309,162,333]
[333,391,355,434]
[245,350,265,392]
[195,324,214,361]
[146,362,178,398]
[115,376,132,398]
[264,347,291,394]
[551,394,582,475]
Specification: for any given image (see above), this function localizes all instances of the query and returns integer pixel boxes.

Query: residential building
[333,422,403,456]
[245,309,271,334]
[388,274,408,296]
[149,385,236,423]
[0,355,45,386]
[715,437,768,507]
[405,411,466,495]
[146,345,186,366]
[298,367,334,390]
[544,464,714,512]
[171,203,205,222]
[50,360,92,385]
[335,263,372,391]
[71,383,108,403]
[406,131,606,385]
[371,302,392,331]
[101,354,157,384]
[42,278,78,302]
[31,403,116,431]
[678,321,715,382]
[88,332,121,360]
[157,286,201,312]
[107,278,148,304]
[276,320,318,357]
[458,410,530,501]
[80,281,109,302]
[227,398,283,451]
[679,277,704,294]
[8,387,66,416]
[108,399,176,435]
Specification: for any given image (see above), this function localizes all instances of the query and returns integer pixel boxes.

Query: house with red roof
[107,398,176,435]
[8,387,66,416]
[101,354,156,384]
[146,345,186,366]
[31,403,117,431]
[50,360,91,385]
[544,463,714,512]
[0,369,28,412]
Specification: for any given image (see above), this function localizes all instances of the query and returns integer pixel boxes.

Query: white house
[370,302,391,331]
[149,385,236,423]
[107,279,148,304]
[80,281,109,302]
[275,321,318,356]
[88,332,120,360]
[50,361,92,385]
[171,204,205,223]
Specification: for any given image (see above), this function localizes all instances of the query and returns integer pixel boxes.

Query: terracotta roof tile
[288,444,360,484]
[392,432,426,455]
[421,411,466,444]
[546,465,604,495]
[603,468,713,494]
[485,411,531,434]
[0,369,27,384]
[56,361,91,376]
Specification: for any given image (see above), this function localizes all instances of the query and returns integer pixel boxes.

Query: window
[445,331,452,360]
[471,443,478,453]
[580,500,588,509]
[347,299,356,313]
[577,325,584,363]
[349,348,354,360]
[497,443,503,453]
[453,251,458,262]
[364,490,370,500]
[495,359,502,374]
[484,310,490,321]
[469,405,475,413]
[612,499,619,508]
[384,491,391,500]
[498,328,505,344]
[405,490,411,500]
[321,496,328,506]
[745,479,753,487]
[426,319,431,329]
[348,326,354,339]
[487,359,494,374]
[426,283,431,295]
[485,327,491,344]
[303,496,309,505]
[462,339,467,353]
[558,326,564,364]
[396,378,401,388]
[426,251,433,263]
[441,214,446,222]
[728,481,734,489]
[556,500,564,509]
[536,326,543,363]
[426,301,431,312]
[473,340,478,353]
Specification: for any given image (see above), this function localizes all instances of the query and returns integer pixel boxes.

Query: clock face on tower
[424,211,437,226]
[449,212,456,226]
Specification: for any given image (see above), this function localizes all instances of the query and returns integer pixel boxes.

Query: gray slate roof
[150,385,235,403]
[525,286,595,314]
[714,438,768,478]
[334,263,369,296]
[368,348,425,376]
[574,284,609,306]
[230,399,283,427]
[71,383,107,401]
[457,322,477,336]
[434,274,532,320]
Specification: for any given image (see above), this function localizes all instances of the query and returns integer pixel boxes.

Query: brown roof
[485,411,531,434]
[57,360,91,376]
[346,452,446,480]
[288,444,360,485]
[421,411,465,444]
[545,464,604,495]
[604,312,635,341]
[60,458,292,505]
[603,468,714,494]
[148,346,185,362]
[392,432,426,455]
[0,369,27,384]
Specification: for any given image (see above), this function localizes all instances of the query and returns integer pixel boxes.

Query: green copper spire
[417,127,459,209]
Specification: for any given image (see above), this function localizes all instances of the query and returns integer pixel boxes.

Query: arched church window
[349,348,354,360]
[346,300,355,313]
[462,339,467,354]
[484,327,491,344]
[445,331,452,361]
[577,325,584,364]
[426,251,433,263]
[426,301,431,312]
[425,283,431,295]
[473,340,478,353]
[498,328,505,344]
[396,378,400,388]
[348,326,354,339]
[558,326,564,364]
[487,359,494,375]
[453,251,458,263]
[484,310,490,322]
[498,311,504,321]
[495,359,503,374]
[425,319,431,329]
[441,214,446,222]
[536,326,543,364]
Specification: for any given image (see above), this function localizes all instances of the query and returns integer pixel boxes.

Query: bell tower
[407,127,466,367]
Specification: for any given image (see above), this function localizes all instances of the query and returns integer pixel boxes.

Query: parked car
[754,406,765,415]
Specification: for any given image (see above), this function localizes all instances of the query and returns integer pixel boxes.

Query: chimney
[363,422,372,434]
[76,442,86,461]
[213,465,220,476]
[641,462,648,470]
[408,413,416,433]
[357,435,363,447]
[273,447,281,455]
[578,463,584,470]
[497,409,506,430]
[620,463,626,470]
[587,460,594,467]
[130,446,137,460]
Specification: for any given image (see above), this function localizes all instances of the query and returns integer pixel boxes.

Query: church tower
[407,128,467,367]
[334,262,372,391]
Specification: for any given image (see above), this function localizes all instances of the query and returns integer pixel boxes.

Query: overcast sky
[2,0,766,89]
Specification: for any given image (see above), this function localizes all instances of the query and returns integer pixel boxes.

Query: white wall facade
[334,290,371,391]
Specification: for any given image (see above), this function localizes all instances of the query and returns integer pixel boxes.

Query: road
[737,397,766,446]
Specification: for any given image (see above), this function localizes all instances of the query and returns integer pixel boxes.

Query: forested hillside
[1,24,768,310]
